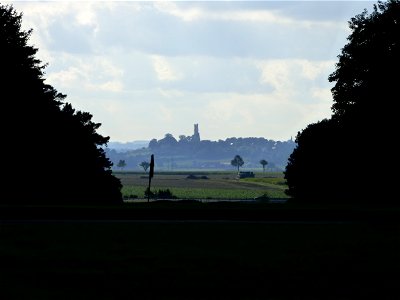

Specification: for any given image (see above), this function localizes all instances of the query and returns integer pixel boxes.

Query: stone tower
[192,123,200,143]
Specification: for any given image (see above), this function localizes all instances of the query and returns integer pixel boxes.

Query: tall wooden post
[148,154,154,203]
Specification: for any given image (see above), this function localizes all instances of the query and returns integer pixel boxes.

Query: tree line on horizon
[122,155,268,175]
[106,135,295,171]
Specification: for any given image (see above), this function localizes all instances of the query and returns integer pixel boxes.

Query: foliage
[285,0,400,203]
[0,4,122,204]
[144,187,155,199]
[231,155,244,173]
[260,159,268,172]
[117,159,126,170]
[110,135,295,171]
[254,193,270,202]
[124,194,138,200]
[143,188,177,200]
[156,189,177,199]
[139,161,150,172]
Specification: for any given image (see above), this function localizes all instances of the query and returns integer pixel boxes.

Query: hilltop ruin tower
[192,123,201,143]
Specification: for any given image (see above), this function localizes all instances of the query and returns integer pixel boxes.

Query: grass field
[1,221,399,299]
[116,171,288,200]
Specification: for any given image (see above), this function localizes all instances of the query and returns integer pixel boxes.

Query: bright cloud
[46,54,124,94]
[256,59,335,96]
[200,91,331,141]
[153,2,202,22]
[151,55,183,82]
[154,1,345,29]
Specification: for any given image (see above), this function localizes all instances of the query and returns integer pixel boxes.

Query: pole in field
[147,154,154,203]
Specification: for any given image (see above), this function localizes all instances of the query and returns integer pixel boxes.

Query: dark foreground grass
[1,220,399,300]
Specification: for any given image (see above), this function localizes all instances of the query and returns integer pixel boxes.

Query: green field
[116,171,288,200]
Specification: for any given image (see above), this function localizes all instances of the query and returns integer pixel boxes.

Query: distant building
[192,123,201,143]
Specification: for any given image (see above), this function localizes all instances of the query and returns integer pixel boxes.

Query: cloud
[297,60,335,81]
[199,91,332,141]
[257,60,293,91]
[46,54,124,92]
[256,59,335,95]
[158,104,174,122]
[151,55,183,81]
[146,56,273,94]
[13,1,359,60]
[153,1,348,29]
[311,87,333,103]
[153,2,203,22]
[89,81,123,93]
[157,88,185,99]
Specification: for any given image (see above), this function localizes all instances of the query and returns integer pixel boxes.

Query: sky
[9,0,376,142]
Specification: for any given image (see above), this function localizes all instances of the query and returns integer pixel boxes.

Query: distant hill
[107,141,149,152]
[105,125,296,171]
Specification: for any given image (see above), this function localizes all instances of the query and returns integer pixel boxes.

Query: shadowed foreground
[1,214,399,299]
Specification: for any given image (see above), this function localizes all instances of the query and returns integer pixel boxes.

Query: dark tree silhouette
[1,4,122,204]
[260,159,268,173]
[231,155,244,173]
[285,0,400,203]
[117,159,126,170]
[139,161,150,172]
[285,119,343,201]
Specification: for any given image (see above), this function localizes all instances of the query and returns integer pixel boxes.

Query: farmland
[115,171,288,200]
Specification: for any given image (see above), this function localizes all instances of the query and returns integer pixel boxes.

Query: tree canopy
[117,160,126,170]
[1,4,122,204]
[142,135,293,170]
[260,159,268,172]
[139,161,150,172]
[231,155,244,173]
[284,0,399,203]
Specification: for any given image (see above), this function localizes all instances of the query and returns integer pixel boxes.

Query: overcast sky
[10,1,375,142]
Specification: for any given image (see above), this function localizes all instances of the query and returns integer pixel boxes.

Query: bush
[254,194,270,203]
[144,188,155,199]
[186,174,209,180]
[156,189,177,199]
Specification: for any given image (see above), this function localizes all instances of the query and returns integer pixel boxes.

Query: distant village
[106,124,296,171]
